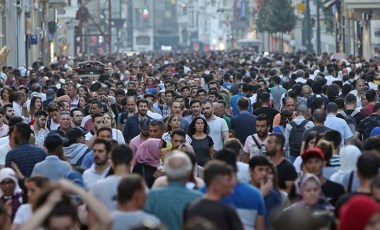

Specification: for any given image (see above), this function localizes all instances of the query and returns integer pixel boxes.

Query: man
[270,76,287,111]
[265,133,297,194]
[63,127,92,166]
[31,134,71,181]
[202,101,229,151]
[153,92,169,117]
[184,160,244,230]
[252,92,279,131]
[208,90,219,103]
[185,99,203,124]
[46,101,60,131]
[82,100,103,131]
[12,91,29,122]
[231,97,257,145]
[302,109,332,141]
[50,111,71,138]
[124,98,151,143]
[306,81,329,114]
[284,104,314,162]
[31,110,49,149]
[111,88,126,119]
[0,117,22,168]
[57,100,70,112]
[249,156,283,228]
[145,151,203,230]
[5,123,46,177]
[0,108,9,137]
[170,100,189,130]
[243,114,270,162]
[3,104,15,125]
[170,129,186,150]
[299,147,345,206]
[129,119,150,154]
[349,78,366,108]
[360,89,377,117]
[149,120,165,139]
[272,96,296,127]
[336,94,365,127]
[224,138,250,183]
[83,138,111,189]
[231,83,252,116]
[66,84,79,108]
[324,102,353,145]
[165,90,176,104]
[111,175,160,229]
[117,97,136,130]
[91,144,134,211]
[355,103,380,147]
[196,88,207,102]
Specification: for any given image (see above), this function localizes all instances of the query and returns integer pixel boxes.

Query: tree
[257,0,296,52]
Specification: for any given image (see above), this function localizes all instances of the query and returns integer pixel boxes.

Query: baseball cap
[370,127,380,137]
[301,147,324,161]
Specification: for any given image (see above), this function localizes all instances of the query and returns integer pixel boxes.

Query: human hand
[260,180,273,197]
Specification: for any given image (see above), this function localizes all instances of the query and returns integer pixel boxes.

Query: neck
[205,190,222,201]
[314,122,324,126]
[270,153,284,166]
[195,130,205,135]
[113,165,130,176]
[206,114,214,121]
[345,105,355,110]
[261,103,269,107]
[118,202,140,212]
[140,134,149,140]
[95,163,109,174]
[358,180,372,193]
[258,133,268,141]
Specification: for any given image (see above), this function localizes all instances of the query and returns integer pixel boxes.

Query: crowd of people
[0,51,379,230]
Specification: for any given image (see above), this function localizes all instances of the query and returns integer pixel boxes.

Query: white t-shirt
[13,204,44,230]
[243,134,270,159]
[207,116,229,151]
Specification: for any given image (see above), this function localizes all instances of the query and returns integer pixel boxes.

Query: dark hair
[30,96,42,116]
[70,108,81,117]
[167,114,179,132]
[316,140,333,162]
[91,113,104,122]
[10,122,33,144]
[326,102,338,114]
[224,138,243,157]
[312,109,326,123]
[117,174,145,204]
[8,116,23,127]
[248,155,272,169]
[188,117,209,136]
[189,99,201,108]
[256,114,270,125]
[96,126,112,136]
[334,98,345,110]
[149,120,165,130]
[25,176,50,190]
[208,90,219,99]
[136,98,149,107]
[237,97,249,111]
[323,130,341,149]
[92,138,112,153]
[269,133,285,148]
[311,97,325,114]
[203,160,234,187]
[0,108,4,116]
[44,134,64,153]
[303,131,321,152]
[115,88,126,97]
[214,149,237,172]
[374,103,380,113]
[111,144,133,166]
[357,153,380,179]
[344,93,357,104]
[365,89,377,102]
[171,129,186,139]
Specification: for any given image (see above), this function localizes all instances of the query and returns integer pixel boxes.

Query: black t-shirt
[356,114,380,141]
[276,159,298,190]
[252,107,279,130]
[302,126,333,141]
[184,199,244,230]
[321,179,345,207]
[336,109,366,125]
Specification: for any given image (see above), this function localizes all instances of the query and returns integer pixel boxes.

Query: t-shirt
[276,159,298,190]
[321,179,345,206]
[231,111,257,146]
[190,136,214,167]
[184,199,244,230]
[111,210,160,230]
[90,175,122,211]
[336,109,366,125]
[356,114,380,141]
[252,107,279,131]
[207,116,229,151]
[243,134,269,159]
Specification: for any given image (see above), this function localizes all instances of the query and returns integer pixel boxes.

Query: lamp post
[316,0,321,54]
[305,0,313,52]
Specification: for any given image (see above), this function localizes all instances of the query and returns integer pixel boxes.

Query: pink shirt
[129,135,147,156]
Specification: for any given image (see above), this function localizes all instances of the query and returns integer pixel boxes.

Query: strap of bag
[251,135,262,150]
[348,171,354,193]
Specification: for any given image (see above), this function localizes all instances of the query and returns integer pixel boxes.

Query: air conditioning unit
[49,0,67,9]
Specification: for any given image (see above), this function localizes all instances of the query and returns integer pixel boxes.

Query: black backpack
[339,110,358,135]
[289,120,309,156]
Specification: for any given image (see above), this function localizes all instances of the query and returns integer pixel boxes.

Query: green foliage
[257,0,296,33]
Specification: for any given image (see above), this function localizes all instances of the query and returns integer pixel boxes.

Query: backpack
[289,120,309,156]
[339,111,358,135]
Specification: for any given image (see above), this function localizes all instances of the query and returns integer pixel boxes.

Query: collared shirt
[70,95,79,108]
[83,164,111,189]
[145,182,203,230]
[325,114,353,145]
[31,155,71,181]
[13,101,22,117]
[31,126,49,149]
[5,143,46,177]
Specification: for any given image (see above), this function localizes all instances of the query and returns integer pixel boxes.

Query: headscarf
[330,145,361,184]
[134,138,161,167]
[0,168,22,196]
[295,173,321,197]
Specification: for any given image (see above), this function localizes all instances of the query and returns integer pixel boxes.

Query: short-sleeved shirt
[243,134,269,159]
[190,136,214,167]
[356,114,380,141]
[324,114,353,145]
[111,210,160,230]
[276,159,298,190]
[252,107,279,130]
[207,115,229,151]
[231,111,257,145]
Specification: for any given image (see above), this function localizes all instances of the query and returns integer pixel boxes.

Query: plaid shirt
[145,182,202,230]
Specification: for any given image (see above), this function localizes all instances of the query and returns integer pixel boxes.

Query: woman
[78,86,90,97]
[12,176,50,230]
[330,145,361,184]
[103,112,125,144]
[0,87,12,106]
[28,96,43,125]
[133,138,162,188]
[162,115,192,145]
[0,168,23,221]
[188,117,214,167]
[78,96,90,116]
[287,173,333,212]
[293,131,321,174]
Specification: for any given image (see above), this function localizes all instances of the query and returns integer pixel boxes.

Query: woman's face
[361,94,369,107]
[78,87,87,97]
[108,90,115,97]
[103,114,112,127]
[0,179,15,196]
[307,138,317,149]
[78,97,86,107]
[195,119,204,133]
[302,180,321,206]
[35,98,42,109]
[170,116,180,129]
[26,181,42,204]
[48,216,76,230]
[2,90,9,100]
[147,78,154,86]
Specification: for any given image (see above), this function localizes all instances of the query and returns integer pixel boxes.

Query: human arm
[255,216,265,230]
[209,145,215,159]
[222,130,229,143]
[353,131,363,148]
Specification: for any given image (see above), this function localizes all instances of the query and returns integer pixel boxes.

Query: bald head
[164,151,193,182]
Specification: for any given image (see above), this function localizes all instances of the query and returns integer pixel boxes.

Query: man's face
[5,107,14,119]
[60,114,71,130]
[218,103,226,115]
[66,86,76,97]
[93,143,109,166]
[171,102,181,116]
[165,83,173,90]
[356,81,366,94]
[304,157,325,177]
[98,130,112,140]
[149,124,164,138]
[190,102,201,116]
[171,134,185,149]
[49,111,60,123]
[197,92,206,102]
[138,102,148,116]
[90,104,102,115]
[71,111,83,126]
[208,94,217,102]
[250,165,270,186]
[256,120,269,138]
[175,98,185,108]
[62,102,70,111]
[209,83,218,91]
[165,93,173,103]
[202,102,213,119]
[181,88,190,97]
[36,115,47,128]
[216,174,236,196]
[284,98,295,112]
[126,99,136,113]
[265,136,278,157]
[159,93,166,104]
[303,88,312,99]
[116,94,125,104]
[0,179,15,196]
[93,117,104,131]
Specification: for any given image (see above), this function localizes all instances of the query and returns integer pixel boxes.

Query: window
[136,36,150,45]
